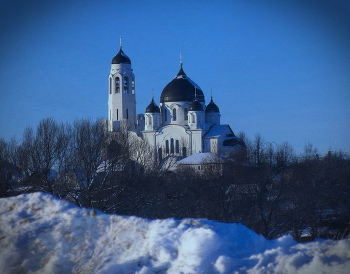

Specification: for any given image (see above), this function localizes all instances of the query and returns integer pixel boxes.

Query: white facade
[108,48,245,163]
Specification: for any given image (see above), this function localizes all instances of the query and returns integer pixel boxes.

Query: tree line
[1,118,349,241]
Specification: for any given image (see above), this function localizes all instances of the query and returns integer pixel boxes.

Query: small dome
[189,100,204,111]
[160,65,205,103]
[205,97,220,113]
[112,48,131,64]
[145,98,160,113]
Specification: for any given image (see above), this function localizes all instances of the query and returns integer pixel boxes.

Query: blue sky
[1,0,349,154]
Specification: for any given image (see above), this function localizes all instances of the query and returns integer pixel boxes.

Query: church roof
[112,48,131,64]
[160,64,205,103]
[189,100,204,111]
[204,125,232,138]
[145,98,160,113]
[205,97,220,113]
[223,137,247,147]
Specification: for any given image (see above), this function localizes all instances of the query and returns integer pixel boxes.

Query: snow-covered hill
[0,193,349,274]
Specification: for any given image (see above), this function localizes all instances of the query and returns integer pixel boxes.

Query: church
[107,45,245,164]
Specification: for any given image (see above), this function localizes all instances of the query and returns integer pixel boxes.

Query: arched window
[116,109,119,120]
[115,77,120,93]
[182,147,187,158]
[158,148,162,161]
[148,115,152,125]
[175,140,179,154]
[109,78,112,94]
[192,114,195,123]
[123,77,129,93]
[184,108,188,120]
[170,138,174,154]
[165,140,169,154]
[172,108,177,121]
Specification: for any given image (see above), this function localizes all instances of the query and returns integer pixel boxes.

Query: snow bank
[0,193,349,274]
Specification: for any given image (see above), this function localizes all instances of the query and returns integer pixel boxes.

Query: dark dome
[205,97,220,113]
[189,100,204,111]
[160,65,205,103]
[112,48,131,64]
[145,98,160,113]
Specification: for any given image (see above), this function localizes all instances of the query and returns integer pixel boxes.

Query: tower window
[172,109,177,121]
[115,77,120,93]
[184,108,188,120]
[109,78,112,94]
[124,77,129,93]
[117,109,119,120]
[175,140,179,154]
[132,78,135,94]
[165,140,169,154]
[148,115,152,125]
[126,109,129,119]
[170,138,174,154]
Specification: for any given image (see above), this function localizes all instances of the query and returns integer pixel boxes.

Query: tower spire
[180,52,182,67]
[120,36,122,49]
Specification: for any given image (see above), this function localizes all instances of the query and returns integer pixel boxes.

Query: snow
[177,152,225,164]
[1,192,350,274]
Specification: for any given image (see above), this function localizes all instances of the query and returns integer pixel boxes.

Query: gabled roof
[177,152,225,165]
[204,124,233,138]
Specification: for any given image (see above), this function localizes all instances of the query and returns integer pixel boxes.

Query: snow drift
[0,192,349,274]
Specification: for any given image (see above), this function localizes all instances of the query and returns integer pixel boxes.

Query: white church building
[107,46,245,164]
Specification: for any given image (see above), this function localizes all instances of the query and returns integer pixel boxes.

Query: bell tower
[108,38,136,132]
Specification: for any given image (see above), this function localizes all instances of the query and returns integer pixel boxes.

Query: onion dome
[112,48,131,64]
[160,64,205,103]
[145,98,160,113]
[205,97,220,113]
[189,100,204,111]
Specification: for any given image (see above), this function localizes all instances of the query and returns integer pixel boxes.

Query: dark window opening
[184,108,188,120]
[173,108,177,121]
[115,77,120,93]
[170,138,174,154]
[126,109,129,119]
[175,140,179,154]
[124,77,129,93]
[165,140,169,154]
[158,148,162,161]
[182,147,187,158]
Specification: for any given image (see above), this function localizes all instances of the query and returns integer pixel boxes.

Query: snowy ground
[0,193,349,274]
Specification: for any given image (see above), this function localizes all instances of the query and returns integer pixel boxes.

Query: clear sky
[1,0,349,154]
